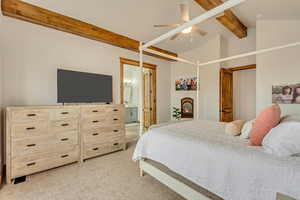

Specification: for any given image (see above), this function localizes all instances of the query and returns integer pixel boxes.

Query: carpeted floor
[0,143,184,200]
[125,124,139,142]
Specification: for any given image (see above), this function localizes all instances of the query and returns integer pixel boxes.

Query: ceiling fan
[154,1,207,40]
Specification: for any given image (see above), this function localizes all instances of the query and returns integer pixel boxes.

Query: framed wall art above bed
[272,83,300,104]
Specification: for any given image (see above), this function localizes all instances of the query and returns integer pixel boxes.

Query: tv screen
[57,69,113,103]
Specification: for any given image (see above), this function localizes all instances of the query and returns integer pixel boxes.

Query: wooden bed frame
[139,160,296,200]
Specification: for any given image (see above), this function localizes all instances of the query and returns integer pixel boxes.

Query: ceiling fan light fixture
[182,26,192,34]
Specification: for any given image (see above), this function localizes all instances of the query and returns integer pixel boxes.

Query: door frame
[120,57,157,124]
[228,64,256,72]
[219,64,256,122]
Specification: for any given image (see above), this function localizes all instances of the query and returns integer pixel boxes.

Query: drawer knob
[61,138,69,141]
[27,162,36,166]
[92,133,99,136]
[92,110,99,113]
[93,147,99,151]
[61,154,69,158]
[26,127,36,130]
[113,143,119,146]
[113,109,118,112]
[92,120,99,123]
[27,114,36,117]
[61,112,69,115]
[113,119,118,121]
[27,144,36,147]
[113,130,119,132]
[61,123,69,127]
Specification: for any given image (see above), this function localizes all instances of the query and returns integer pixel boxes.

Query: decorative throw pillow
[262,121,300,157]
[225,120,246,136]
[240,119,255,139]
[250,104,281,146]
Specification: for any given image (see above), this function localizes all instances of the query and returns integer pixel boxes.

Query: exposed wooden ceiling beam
[194,0,247,38]
[1,0,177,61]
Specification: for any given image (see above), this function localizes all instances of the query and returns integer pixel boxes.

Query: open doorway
[220,64,256,122]
[120,58,157,142]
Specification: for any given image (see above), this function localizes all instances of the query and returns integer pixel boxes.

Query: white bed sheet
[133,120,300,200]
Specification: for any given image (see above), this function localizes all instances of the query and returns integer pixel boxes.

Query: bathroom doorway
[120,58,157,141]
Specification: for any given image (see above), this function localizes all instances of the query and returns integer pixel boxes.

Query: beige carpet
[0,143,184,200]
[125,124,139,142]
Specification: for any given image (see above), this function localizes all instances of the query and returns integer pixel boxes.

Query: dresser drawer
[55,131,79,148]
[50,119,78,133]
[107,114,124,125]
[12,131,78,158]
[11,110,49,123]
[81,115,107,130]
[81,105,123,118]
[11,147,79,179]
[50,108,79,120]
[83,127,124,144]
[83,140,124,159]
[11,121,48,139]
[81,115,123,131]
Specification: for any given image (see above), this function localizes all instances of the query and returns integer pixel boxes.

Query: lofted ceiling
[23,0,300,53]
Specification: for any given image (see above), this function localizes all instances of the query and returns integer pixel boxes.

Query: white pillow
[262,121,300,157]
[240,119,255,139]
[281,114,300,123]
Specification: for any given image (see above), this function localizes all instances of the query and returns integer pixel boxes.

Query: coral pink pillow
[250,104,281,146]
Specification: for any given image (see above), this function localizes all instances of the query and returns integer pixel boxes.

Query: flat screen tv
[57,69,113,103]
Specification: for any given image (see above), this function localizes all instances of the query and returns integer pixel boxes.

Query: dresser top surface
[6,104,124,111]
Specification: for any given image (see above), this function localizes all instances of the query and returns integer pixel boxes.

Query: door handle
[27,162,36,166]
[220,110,231,113]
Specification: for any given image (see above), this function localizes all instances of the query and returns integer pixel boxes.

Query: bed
[133,120,300,200]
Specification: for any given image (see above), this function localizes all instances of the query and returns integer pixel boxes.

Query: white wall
[171,35,221,121]
[256,20,300,115]
[0,16,171,123]
[221,28,256,68]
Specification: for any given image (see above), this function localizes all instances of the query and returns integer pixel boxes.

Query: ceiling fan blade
[180,3,190,22]
[170,33,182,40]
[154,24,181,28]
[193,26,207,36]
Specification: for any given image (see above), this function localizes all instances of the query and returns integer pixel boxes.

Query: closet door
[220,68,233,122]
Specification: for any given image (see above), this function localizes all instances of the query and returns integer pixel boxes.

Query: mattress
[132,120,300,200]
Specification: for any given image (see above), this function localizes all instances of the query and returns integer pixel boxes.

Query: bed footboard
[139,159,213,200]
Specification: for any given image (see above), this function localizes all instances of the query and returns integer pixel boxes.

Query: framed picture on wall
[175,77,198,91]
[272,83,300,104]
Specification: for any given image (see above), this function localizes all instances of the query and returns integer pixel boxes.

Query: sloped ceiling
[23,0,300,53]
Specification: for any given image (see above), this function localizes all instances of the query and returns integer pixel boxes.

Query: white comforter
[132,120,300,200]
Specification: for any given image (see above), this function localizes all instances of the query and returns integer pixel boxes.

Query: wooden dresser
[80,105,125,160]
[5,104,125,183]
